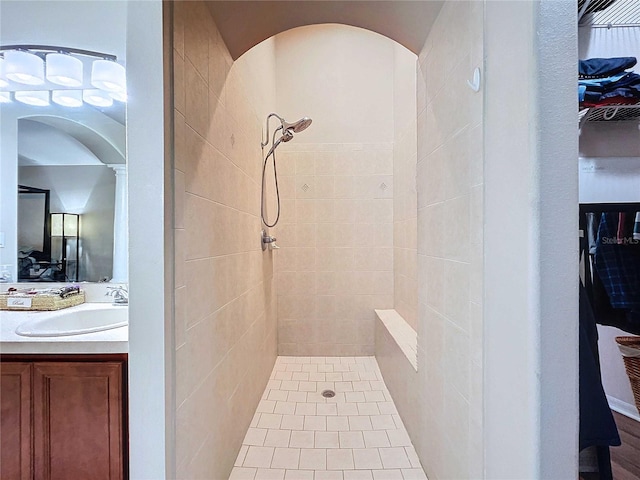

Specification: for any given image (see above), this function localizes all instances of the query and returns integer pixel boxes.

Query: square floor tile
[327,416,350,432]
[281,415,305,431]
[353,448,382,470]
[344,470,373,480]
[357,403,380,416]
[315,471,344,480]
[400,469,428,480]
[236,445,249,466]
[378,447,410,469]
[271,448,301,470]
[363,431,390,448]
[245,428,268,446]
[255,468,285,480]
[230,467,257,480]
[371,469,403,480]
[327,448,354,470]
[337,403,359,416]
[349,416,373,431]
[304,415,327,431]
[264,430,292,448]
[370,415,394,431]
[275,402,297,415]
[296,403,317,416]
[285,470,313,480]
[386,429,411,447]
[299,448,327,470]
[317,403,338,416]
[339,431,365,449]
[244,446,275,468]
[345,392,366,403]
[290,430,315,448]
[315,431,339,448]
[258,414,284,430]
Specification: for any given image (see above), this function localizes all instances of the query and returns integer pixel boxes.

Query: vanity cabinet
[0,355,127,480]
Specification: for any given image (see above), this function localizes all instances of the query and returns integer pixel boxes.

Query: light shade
[0,58,8,88]
[46,53,83,87]
[15,90,49,106]
[83,89,113,107]
[52,90,83,107]
[91,60,125,92]
[0,92,11,103]
[4,50,45,85]
[51,213,79,237]
[109,90,127,102]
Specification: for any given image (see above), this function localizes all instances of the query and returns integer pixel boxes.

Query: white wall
[484,1,578,478]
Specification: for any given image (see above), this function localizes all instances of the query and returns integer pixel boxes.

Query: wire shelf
[579,0,640,27]
[580,104,640,124]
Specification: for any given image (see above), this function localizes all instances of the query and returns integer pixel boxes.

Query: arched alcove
[206,0,443,60]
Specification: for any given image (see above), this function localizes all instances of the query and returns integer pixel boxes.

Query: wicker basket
[0,291,85,311]
[615,336,640,413]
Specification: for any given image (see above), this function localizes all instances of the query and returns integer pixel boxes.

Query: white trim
[607,394,640,422]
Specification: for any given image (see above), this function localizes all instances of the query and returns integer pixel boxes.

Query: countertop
[1,303,128,355]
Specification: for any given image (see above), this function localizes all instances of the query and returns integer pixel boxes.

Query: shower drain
[321,389,336,398]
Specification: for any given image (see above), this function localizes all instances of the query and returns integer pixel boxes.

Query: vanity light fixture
[46,53,83,87]
[52,90,83,107]
[0,45,127,107]
[4,50,45,85]
[0,57,8,88]
[91,59,125,93]
[83,89,113,107]
[15,90,49,106]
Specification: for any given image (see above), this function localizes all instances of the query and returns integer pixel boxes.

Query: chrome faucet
[106,285,128,305]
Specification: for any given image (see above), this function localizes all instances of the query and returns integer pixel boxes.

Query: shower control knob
[261,230,278,251]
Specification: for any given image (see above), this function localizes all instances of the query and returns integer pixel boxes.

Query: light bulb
[15,90,49,106]
[83,89,113,107]
[52,90,83,107]
[4,50,45,85]
[46,53,83,87]
[91,60,125,92]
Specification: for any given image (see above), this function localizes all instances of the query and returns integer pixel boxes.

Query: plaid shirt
[594,212,640,309]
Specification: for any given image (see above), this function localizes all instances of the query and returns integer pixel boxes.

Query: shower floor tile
[230,357,427,480]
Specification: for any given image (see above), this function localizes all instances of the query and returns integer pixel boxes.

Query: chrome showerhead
[283,117,312,134]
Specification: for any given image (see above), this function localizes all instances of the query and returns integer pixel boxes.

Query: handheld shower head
[283,117,313,134]
[264,129,294,159]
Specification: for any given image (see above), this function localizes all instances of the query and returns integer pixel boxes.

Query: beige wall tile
[173,3,277,479]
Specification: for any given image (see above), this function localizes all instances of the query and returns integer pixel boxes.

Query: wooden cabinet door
[0,362,33,480]
[33,362,124,480]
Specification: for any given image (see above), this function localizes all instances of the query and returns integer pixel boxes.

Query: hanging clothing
[579,283,620,480]
[594,212,640,309]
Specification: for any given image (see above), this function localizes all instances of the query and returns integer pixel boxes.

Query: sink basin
[15,304,128,337]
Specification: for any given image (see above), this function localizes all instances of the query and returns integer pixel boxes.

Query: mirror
[0,0,128,284]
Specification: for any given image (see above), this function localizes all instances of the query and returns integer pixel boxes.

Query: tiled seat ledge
[374,310,417,371]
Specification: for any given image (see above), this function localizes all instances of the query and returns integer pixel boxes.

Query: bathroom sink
[15,304,128,337]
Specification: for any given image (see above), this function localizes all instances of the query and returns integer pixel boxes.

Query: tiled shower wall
[172,2,278,478]
[392,42,419,330]
[274,143,394,356]
[416,1,484,478]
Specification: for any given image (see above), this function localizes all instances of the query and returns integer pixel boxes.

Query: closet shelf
[579,0,640,28]
[580,104,640,123]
